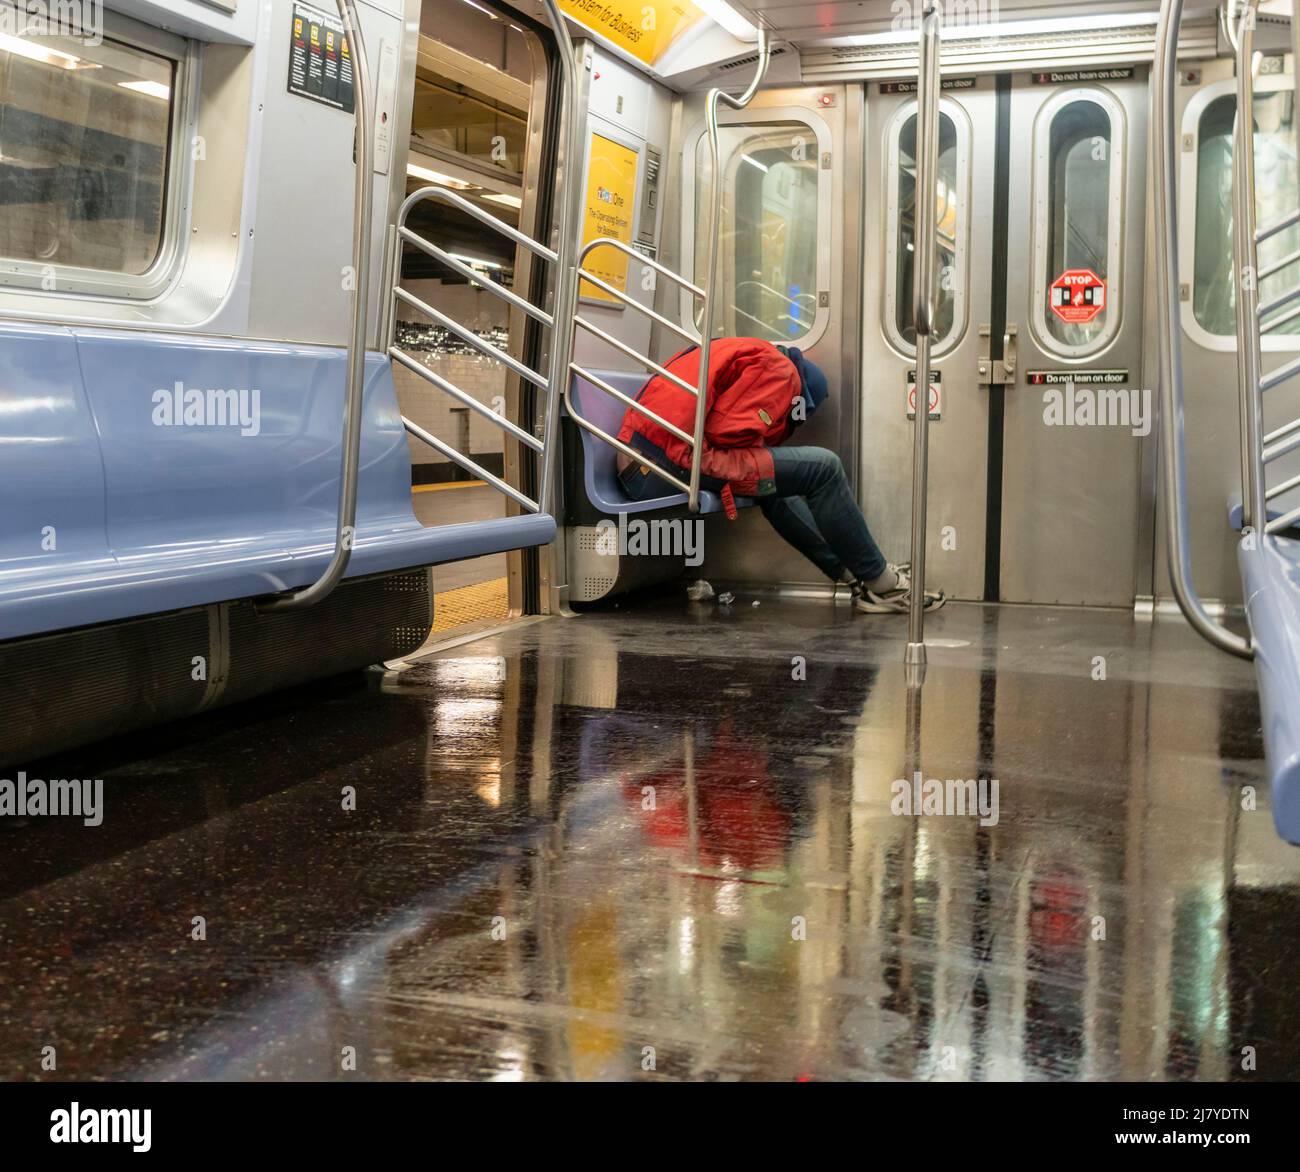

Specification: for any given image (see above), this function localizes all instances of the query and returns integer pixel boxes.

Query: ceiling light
[481,191,523,209]
[694,0,758,42]
[741,154,769,173]
[838,12,1159,47]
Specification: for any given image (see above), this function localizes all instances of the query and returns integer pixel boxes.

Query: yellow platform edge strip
[430,576,510,634]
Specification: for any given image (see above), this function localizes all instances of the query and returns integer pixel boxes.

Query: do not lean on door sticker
[1049,268,1106,324]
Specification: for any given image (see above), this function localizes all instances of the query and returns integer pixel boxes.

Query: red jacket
[616,338,801,496]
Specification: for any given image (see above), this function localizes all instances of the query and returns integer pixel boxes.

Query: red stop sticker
[1049,268,1106,324]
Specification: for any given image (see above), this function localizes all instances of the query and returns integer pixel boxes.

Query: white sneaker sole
[855,591,946,615]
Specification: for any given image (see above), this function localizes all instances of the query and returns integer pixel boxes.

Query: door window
[1032,90,1125,357]
[1194,90,1300,337]
[689,117,827,344]
[884,100,969,355]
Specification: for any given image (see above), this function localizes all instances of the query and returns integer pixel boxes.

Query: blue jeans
[763,447,887,584]
[620,445,887,584]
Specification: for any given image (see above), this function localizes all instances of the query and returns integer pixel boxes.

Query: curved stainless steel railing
[537,0,586,518]
[1234,0,1300,541]
[563,33,771,512]
[389,186,557,512]
[260,0,374,612]
[258,0,585,610]
[1232,0,1267,535]
[690,27,772,511]
[1152,0,1253,658]
[566,239,707,496]
[263,0,584,609]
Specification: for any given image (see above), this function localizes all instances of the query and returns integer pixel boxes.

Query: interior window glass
[694,120,820,343]
[1044,100,1114,349]
[895,111,959,347]
[1195,90,1300,336]
[0,17,175,276]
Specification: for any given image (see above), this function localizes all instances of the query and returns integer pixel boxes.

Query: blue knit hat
[782,346,829,425]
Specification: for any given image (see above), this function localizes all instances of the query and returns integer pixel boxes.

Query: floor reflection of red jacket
[622,718,791,871]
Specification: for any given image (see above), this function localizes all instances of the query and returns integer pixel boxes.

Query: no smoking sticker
[1050,269,1106,324]
[907,369,941,420]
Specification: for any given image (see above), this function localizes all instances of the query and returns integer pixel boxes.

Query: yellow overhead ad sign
[581,132,639,304]
[559,0,704,67]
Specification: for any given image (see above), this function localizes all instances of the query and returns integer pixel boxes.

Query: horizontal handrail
[565,407,692,495]
[394,286,548,390]
[399,185,559,261]
[1266,503,1300,534]
[391,347,543,453]
[573,315,699,397]
[735,279,818,314]
[1266,470,1300,501]
[1264,425,1300,464]
[397,225,553,328]
[1260,352,1300,392]
[565,236,711,499]
[570,363,695,445]
[386,180,568,519]
[402,417,538,512]
[1259,246,1300,280]
[577,237,706,297]
[1265,416,1300,446]
[1258,208,1300,244]
[1258,281,1300,319]
[1261,300,1300,334]
[574,268,699,343]
[732,305,783,337]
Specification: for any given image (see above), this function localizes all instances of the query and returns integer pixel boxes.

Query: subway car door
[862,69,1147,606]
[1000,69,1148,606]
[861,77,998,603]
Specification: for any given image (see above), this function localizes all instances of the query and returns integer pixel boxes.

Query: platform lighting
[119,80,170,100]
[0,31,86,69]
[481,191,524,209]
[407,161,477,190]
[460,0,500,20]
[450,252,503,270]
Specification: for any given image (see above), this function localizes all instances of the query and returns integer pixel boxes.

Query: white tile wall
[395,279,512,469]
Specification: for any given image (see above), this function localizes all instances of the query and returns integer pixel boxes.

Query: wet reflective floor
[4,596,1300,1081]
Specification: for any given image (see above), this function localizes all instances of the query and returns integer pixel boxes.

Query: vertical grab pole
[906,6,941,667]
[1232,1,1267,533]
[538,0,585,518]
[692,28,772,512]
[1152,0,1253,659]
[260,0,373,612]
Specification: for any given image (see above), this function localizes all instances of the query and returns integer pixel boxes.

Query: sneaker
[854,565,946,614]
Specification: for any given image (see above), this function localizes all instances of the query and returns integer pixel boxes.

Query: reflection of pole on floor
[906,5,941,672]
[684,725,699,867]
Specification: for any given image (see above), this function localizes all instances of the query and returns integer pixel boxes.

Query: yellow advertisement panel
[559,0,704,67]
[581,132,639,304]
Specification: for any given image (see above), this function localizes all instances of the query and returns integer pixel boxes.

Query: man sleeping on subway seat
[615,337,944,614]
